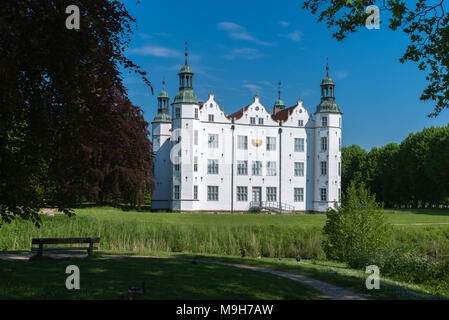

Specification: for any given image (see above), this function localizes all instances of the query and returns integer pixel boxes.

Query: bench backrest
[32,237,100,245]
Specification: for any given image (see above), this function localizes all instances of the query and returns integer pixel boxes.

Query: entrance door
[252,187,262,206]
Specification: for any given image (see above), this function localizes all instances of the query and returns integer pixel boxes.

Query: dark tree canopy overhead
[303,0,449,117]
[0,0,152,226]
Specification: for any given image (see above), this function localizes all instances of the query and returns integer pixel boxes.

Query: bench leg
[38,243,43,256]
[88,242,93,256]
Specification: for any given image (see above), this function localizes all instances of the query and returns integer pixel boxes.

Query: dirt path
[0,253,370,300]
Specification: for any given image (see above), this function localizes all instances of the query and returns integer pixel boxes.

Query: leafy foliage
[342,125,449,208]
[323,181,391,261]
[0,0,152,226]
[302,0,449,117]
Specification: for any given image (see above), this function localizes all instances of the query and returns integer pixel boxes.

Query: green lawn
[1,207,449,300]
[73,206,449,227]
[0,256,324,300]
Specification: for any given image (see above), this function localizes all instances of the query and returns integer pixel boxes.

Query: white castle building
[151,48,342,213]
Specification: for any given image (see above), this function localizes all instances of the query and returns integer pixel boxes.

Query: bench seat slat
[32,237,100,244]
[31,247,99,251]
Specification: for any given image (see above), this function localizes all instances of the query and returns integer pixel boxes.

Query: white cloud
[279,21,290,27]
[129,46,182,58]
[279,30,303,42]
[224,48,265,60]
[243,83,263,94]
[217,22,274,46]
[335,71,348,79]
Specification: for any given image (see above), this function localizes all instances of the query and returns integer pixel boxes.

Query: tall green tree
[303,0,449,117]
[341,144,368,193]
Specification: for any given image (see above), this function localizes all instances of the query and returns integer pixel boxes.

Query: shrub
[347,248,449,284]
[322,181,391,261]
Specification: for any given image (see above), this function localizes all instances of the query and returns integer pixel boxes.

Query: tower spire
[326,57,329,76]
[278,81,282,99]
[185,41,188,65]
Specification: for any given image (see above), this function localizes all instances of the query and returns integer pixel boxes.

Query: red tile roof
[228,103,252,120]
[271,105,297,122]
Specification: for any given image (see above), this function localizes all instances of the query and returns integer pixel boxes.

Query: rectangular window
[194,156,198,172]
[321,116,328,127]
[339,118,341,128]
[258,118,264,125]
[320,188,327,201]
[294,188,304,202]
[175,107,181,118]
[174,164,180,172]
[174,185,180,200]
[266,187,277,202]
[338,162,341,176]
[338,188,341,202]
[294,138,304,152]
[194,185,198,200]
[321,161,327,175]
[294,162,304,177]
[252,161,262,176]
[237,186,248,202]
[237,160,248,175]
[339,137,341,152]
[266,161,276,176]
[321,136,328,151]
[208,114,214,122]
[207,159,219,174]
[194,130,198,145]
[250,117,256,124]
[266,137,276,151]
[298,120,304,127]
[207,186,219,201]
[208,134,218,148]
[194,108,199,119]
[238,135,248,150]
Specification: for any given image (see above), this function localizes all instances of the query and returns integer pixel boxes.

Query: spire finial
[185,41,188,65]
[278,81,282,99]
[162,76,166,89]
[326,57,329,76]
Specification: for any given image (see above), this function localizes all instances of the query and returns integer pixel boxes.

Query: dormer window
[298,120,304,127]
[258,118,264,125]
[209,114,214,122]
[250,117,256,124]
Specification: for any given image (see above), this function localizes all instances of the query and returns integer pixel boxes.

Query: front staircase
[249,201,295,214]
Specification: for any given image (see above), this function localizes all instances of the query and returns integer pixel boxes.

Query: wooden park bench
[31,237,100,256]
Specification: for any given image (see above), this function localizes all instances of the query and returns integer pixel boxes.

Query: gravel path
[0,253,370,300]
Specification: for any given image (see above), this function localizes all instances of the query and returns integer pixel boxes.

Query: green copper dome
[316,99,341,114]
[153,112,172,123]
[158,89,169,98]
[174,89,198,104]
[321,75,334,86]
[274,98,285,108]
[316,61,342,114]
[179,64,193,74]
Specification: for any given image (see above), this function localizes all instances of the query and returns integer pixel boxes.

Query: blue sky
[121,0,449,151]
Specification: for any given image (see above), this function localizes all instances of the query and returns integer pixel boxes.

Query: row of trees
[1,1,152,226]
[342,125,449,208]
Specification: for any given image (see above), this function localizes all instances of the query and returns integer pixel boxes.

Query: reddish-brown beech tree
[0,0,152,226]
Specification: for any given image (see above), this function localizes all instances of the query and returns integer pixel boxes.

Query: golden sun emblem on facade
[252,139,262,147]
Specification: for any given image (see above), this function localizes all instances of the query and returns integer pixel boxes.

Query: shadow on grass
[389,208,449,217]
[0,255,323,300]
[174,253,437,300]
